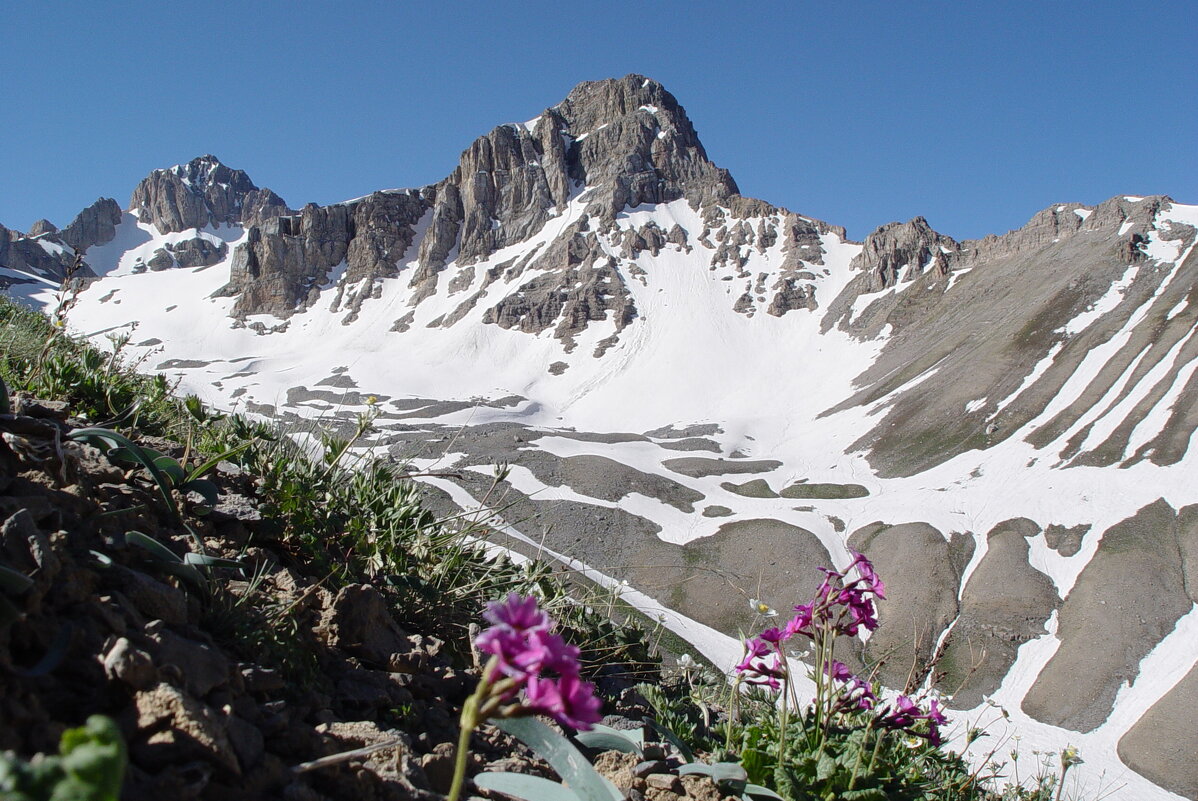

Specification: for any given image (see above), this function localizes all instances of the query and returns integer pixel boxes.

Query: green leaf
[56,715,126,801]
[0,564,34,594]
[181,553,244,570]
[151,455,185,484]
[184,440,253,483]
[743,783,786,801]
[679,762,748,784]
[816,751,838,782]
[491,718,621,801]
[125,531,180,564]
[574,724,644,756]
[68,429,180,520]
[645,719,693,762]
[473,772,583,801]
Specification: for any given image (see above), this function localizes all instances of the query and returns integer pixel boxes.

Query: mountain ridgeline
[3,75,1197,800]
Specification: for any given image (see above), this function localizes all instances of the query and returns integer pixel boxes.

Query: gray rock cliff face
[219,191,428,317]
[61,197,122,254]
[129,155,288,234]
[222,75,746,321]
[0,224,86,285]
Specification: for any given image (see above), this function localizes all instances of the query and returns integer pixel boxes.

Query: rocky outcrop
[0,223,84,285]
[220,191,427,317]
[61,197,122,253]
[848,522,969,690]
[27,219,57,237]
[129,155,288,234]
[936,519,1059,708]
[221,204,352,315]
[852,217,958,292]
[1022,500,1194,732]
[481,227,636,351]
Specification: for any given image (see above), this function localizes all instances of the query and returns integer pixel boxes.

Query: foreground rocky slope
[3,75,1197,800]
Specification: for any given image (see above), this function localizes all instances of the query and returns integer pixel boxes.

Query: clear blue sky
[2,1,1194,242]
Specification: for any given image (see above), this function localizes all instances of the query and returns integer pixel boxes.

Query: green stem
[777,643,790,761]
[446,657,497,801]
[867,726,885,774]
[847,720,874,791]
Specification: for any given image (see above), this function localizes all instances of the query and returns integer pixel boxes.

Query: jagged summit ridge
[129,154,289,234]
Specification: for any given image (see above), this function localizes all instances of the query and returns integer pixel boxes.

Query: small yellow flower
[365,395,378,406]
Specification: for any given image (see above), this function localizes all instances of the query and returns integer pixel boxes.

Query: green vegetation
[721,479,779,498]
[779,482,869,500]
[0,716,126,801]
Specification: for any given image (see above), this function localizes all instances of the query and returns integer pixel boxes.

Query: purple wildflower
[848,550,886,599]
[760,626,788,644]
[524,674,603,730]
[483,592,552,632]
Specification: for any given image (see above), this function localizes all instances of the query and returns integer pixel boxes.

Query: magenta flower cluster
[879,695,948,746]
[735,550,884,690]
[475,593,602,730]
[734,551,948,746]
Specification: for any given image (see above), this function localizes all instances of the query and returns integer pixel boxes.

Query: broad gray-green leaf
[473,772,582,801]
[679,761,748,783]
[575,723,644,756]
[744,782,786,800]
[182,553,244,569]
[491,717,621,801]
[125,531,180,564]
[180,478,220,504]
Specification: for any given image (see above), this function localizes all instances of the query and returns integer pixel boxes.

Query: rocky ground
[0,392,744,800]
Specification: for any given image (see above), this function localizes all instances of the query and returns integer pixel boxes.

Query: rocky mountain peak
[555,74,738,215]
[130,155,289,234]
[27,219,58,237]
[851,216,959,291]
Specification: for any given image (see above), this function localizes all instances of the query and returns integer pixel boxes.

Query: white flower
[677,654,696,669]
[748,598,778,617]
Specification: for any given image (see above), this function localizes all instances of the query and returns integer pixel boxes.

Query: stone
[133,682,240,774]
[147,627,232,697]
[116,567,188,625]
[323,584,410,667]
[102,636,157,689]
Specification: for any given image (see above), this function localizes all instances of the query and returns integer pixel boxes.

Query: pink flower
[760,626,788,644]
[483,593,552,633]
[524,674,603,730]
[477,613,581,680]
[472,593,602,731]
[848,550,886,599]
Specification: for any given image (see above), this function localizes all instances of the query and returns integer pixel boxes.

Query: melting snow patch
[1058,264,1139,336]
[965,398,987,413]
[1074,208,1092,220]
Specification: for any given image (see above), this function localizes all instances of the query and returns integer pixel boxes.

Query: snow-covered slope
[6,75,1197,800]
